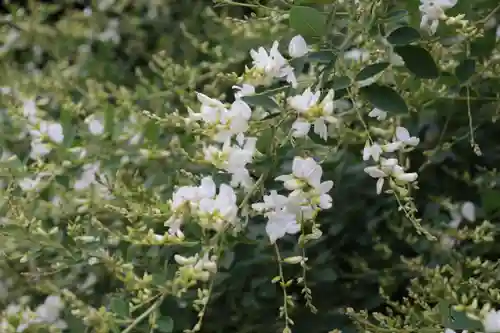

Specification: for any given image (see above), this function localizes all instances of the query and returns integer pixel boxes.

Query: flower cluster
[288,88,340,140]
[21,99,65,159]
[174,252,218,283]
[419,0,457,35]
[1,295,67,332]
[363,117,419,195]
[166,176,239,236]
[245,35,310,88]
[253,157,333,243]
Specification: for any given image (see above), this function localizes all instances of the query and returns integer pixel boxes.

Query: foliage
[0,0,500,333]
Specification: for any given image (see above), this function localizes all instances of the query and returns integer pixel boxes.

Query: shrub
[1,1,500,333]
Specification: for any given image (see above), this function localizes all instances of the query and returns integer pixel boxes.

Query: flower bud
[174,254,196,266]
[283,256,304,264]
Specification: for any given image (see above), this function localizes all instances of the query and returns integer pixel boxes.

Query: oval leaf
[455,59,475,82]
[384,9,409,22]
[394,45,439,79]
[328,76,351,90]
[447,309,483,331]
[356,62,390,82]
[360,84,408,114]
[242,94,279,110]
[307,50,337,64]
[110,297,129,317]
[156,316,174,333]
[289,6,326,37]
[387,26,421,45]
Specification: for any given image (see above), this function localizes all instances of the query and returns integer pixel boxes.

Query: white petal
[275,174,293,182]
[364,166,386,178]
[292,119,311,137]
[313,119,328,140]
[265,220,286,244]
[47,123,64,143]
[230,99,252,119]
[318,180,334,193]
[482,310,500,333]
[395,127,411,141]
[395,172,418,183]
[376,178,385,194]
[461,201,475,222]
[319,194,333,209]
[199,177,216,198]
[288,35,309,58]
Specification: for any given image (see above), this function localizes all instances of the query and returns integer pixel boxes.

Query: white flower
[392,165,418,183]
[74,162,100,190]
[233,84,255,99]
[85,114,105,135]
[383,126,420,152]
[194,93,252,142]
[288,88,338,140]
[368,108,387,121]
[288,35,310,58]
[310,180,334,209]
[364,165,388,195]
[249,40,297,87]
[448,201,475,228]
[23,99,38,123]
[198,183,238,230]
[276,156,324,190]
[194,92,226,124]
[214,99,252,142]
[46,123,64,143]
[265,210,300,243]
[168,177,239,233]
[252,190,289,212]
[344,49,369,62]
[171,186,201,211]
[204,136,257,190]
[19,177,41,191]
[30,139,51,159]
[364,158,417,194]
[395,126,420,146]
[363,141,383,162]
[483,309,500,333]
[419,0,458,35]
[29,121,64,144]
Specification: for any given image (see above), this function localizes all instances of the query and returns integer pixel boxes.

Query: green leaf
[355,62,390,82]
[308,130,337,145]
[329,76,351,90]
[360,84,408,114]
[481,188,500,216]
[386,26,421,45]
[470,28,497,60]
[384,9,409,22]
[447,309,483,331]
[394,45,439,79]
[289,6,326,37]
[307,50,336,63]
[110,297,129,318]
[104,105,114,136]
[289,56,307,74]
[156,316,174,333]
[455,59,475,82]
[242,94,279,110]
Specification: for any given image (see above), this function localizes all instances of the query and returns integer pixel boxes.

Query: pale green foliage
[1,0,500,333]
